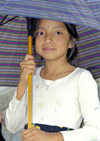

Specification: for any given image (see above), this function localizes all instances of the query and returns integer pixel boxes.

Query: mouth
[42,47,56,52]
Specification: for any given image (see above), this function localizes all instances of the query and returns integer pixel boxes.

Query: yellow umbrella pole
[26,17,33,128]
[28,35,32,128]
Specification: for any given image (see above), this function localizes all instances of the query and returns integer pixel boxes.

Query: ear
[68,38,76,49]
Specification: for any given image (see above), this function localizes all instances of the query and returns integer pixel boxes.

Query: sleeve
[61,70,100,141]
[5,88,28,133]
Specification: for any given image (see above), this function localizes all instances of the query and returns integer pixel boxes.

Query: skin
[21,127,63,141]
[17,19,76,141]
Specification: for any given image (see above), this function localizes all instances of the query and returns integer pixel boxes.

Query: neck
[41,58,75,80]
[45,57,71,74]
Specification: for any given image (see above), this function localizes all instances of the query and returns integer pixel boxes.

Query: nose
[45,33,53,43]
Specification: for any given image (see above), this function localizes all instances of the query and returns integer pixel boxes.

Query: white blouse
[5,67,100,141]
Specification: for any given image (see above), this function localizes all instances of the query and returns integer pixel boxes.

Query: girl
[5,19,100,141]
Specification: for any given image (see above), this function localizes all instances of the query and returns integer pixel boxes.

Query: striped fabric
[0,15,100,86]
[0,16,28,86]
[76,26,100,79]
[0,0,100,30]
[0,16,45,86]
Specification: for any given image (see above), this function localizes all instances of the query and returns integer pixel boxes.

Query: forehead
[38,19,66,29]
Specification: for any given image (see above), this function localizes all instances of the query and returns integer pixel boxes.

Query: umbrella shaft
[28,36,32,128]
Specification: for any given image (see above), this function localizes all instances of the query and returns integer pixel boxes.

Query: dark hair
[32,18,79,66]
[64,23,79,66]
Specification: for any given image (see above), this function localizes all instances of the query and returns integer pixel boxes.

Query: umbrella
[0,0,100,30]
[0,0,100,128]
[0,15,100,86]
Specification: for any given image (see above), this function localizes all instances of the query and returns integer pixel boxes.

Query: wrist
[16,82,27,100]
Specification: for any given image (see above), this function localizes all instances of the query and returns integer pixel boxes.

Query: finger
[20,60,35,67]
[20,62,35,74]
[22,67,35,74]
[21,68,35,80]
[22,127,37,135]
[21,128,37,140]
[21,64,35,71]
[24,54,34,61]
[21,133,36,141]
[21,66,35,77]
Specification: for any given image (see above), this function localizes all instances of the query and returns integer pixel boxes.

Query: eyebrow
[53,26,66,29]
[37,25,66,30]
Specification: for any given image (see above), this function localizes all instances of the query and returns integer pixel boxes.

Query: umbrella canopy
[0,0,100,86]
[0,0,100,30]
[0,15,100,87]
[0,15,45,86]
[0,16,28,86]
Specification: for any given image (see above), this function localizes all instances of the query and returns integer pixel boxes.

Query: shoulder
[76,67,97,88]
[77,67,94,79]
[75,67,91,75]
[71,67,93,80]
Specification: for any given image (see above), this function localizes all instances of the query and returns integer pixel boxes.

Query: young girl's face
[35,19,71,61]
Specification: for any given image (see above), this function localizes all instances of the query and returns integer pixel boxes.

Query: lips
[42,47,56,52]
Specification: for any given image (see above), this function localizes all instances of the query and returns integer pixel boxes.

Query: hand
[16,54,36,100]
[20,54,35,83]
[21,127,64,141]
[21,127,50,141]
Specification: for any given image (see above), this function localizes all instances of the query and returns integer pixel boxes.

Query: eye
[55,31,63,35]
[36,31,45,36]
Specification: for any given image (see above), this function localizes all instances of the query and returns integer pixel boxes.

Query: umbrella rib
[0,15,18,26]
[0,15,8,26]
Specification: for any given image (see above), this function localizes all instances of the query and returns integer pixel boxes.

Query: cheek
[35,44,40,53]
[35,37,43,46]
[57,38,69,48]
[35,38,40,47]
[63,37,70,48]
[35,39,42,54]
